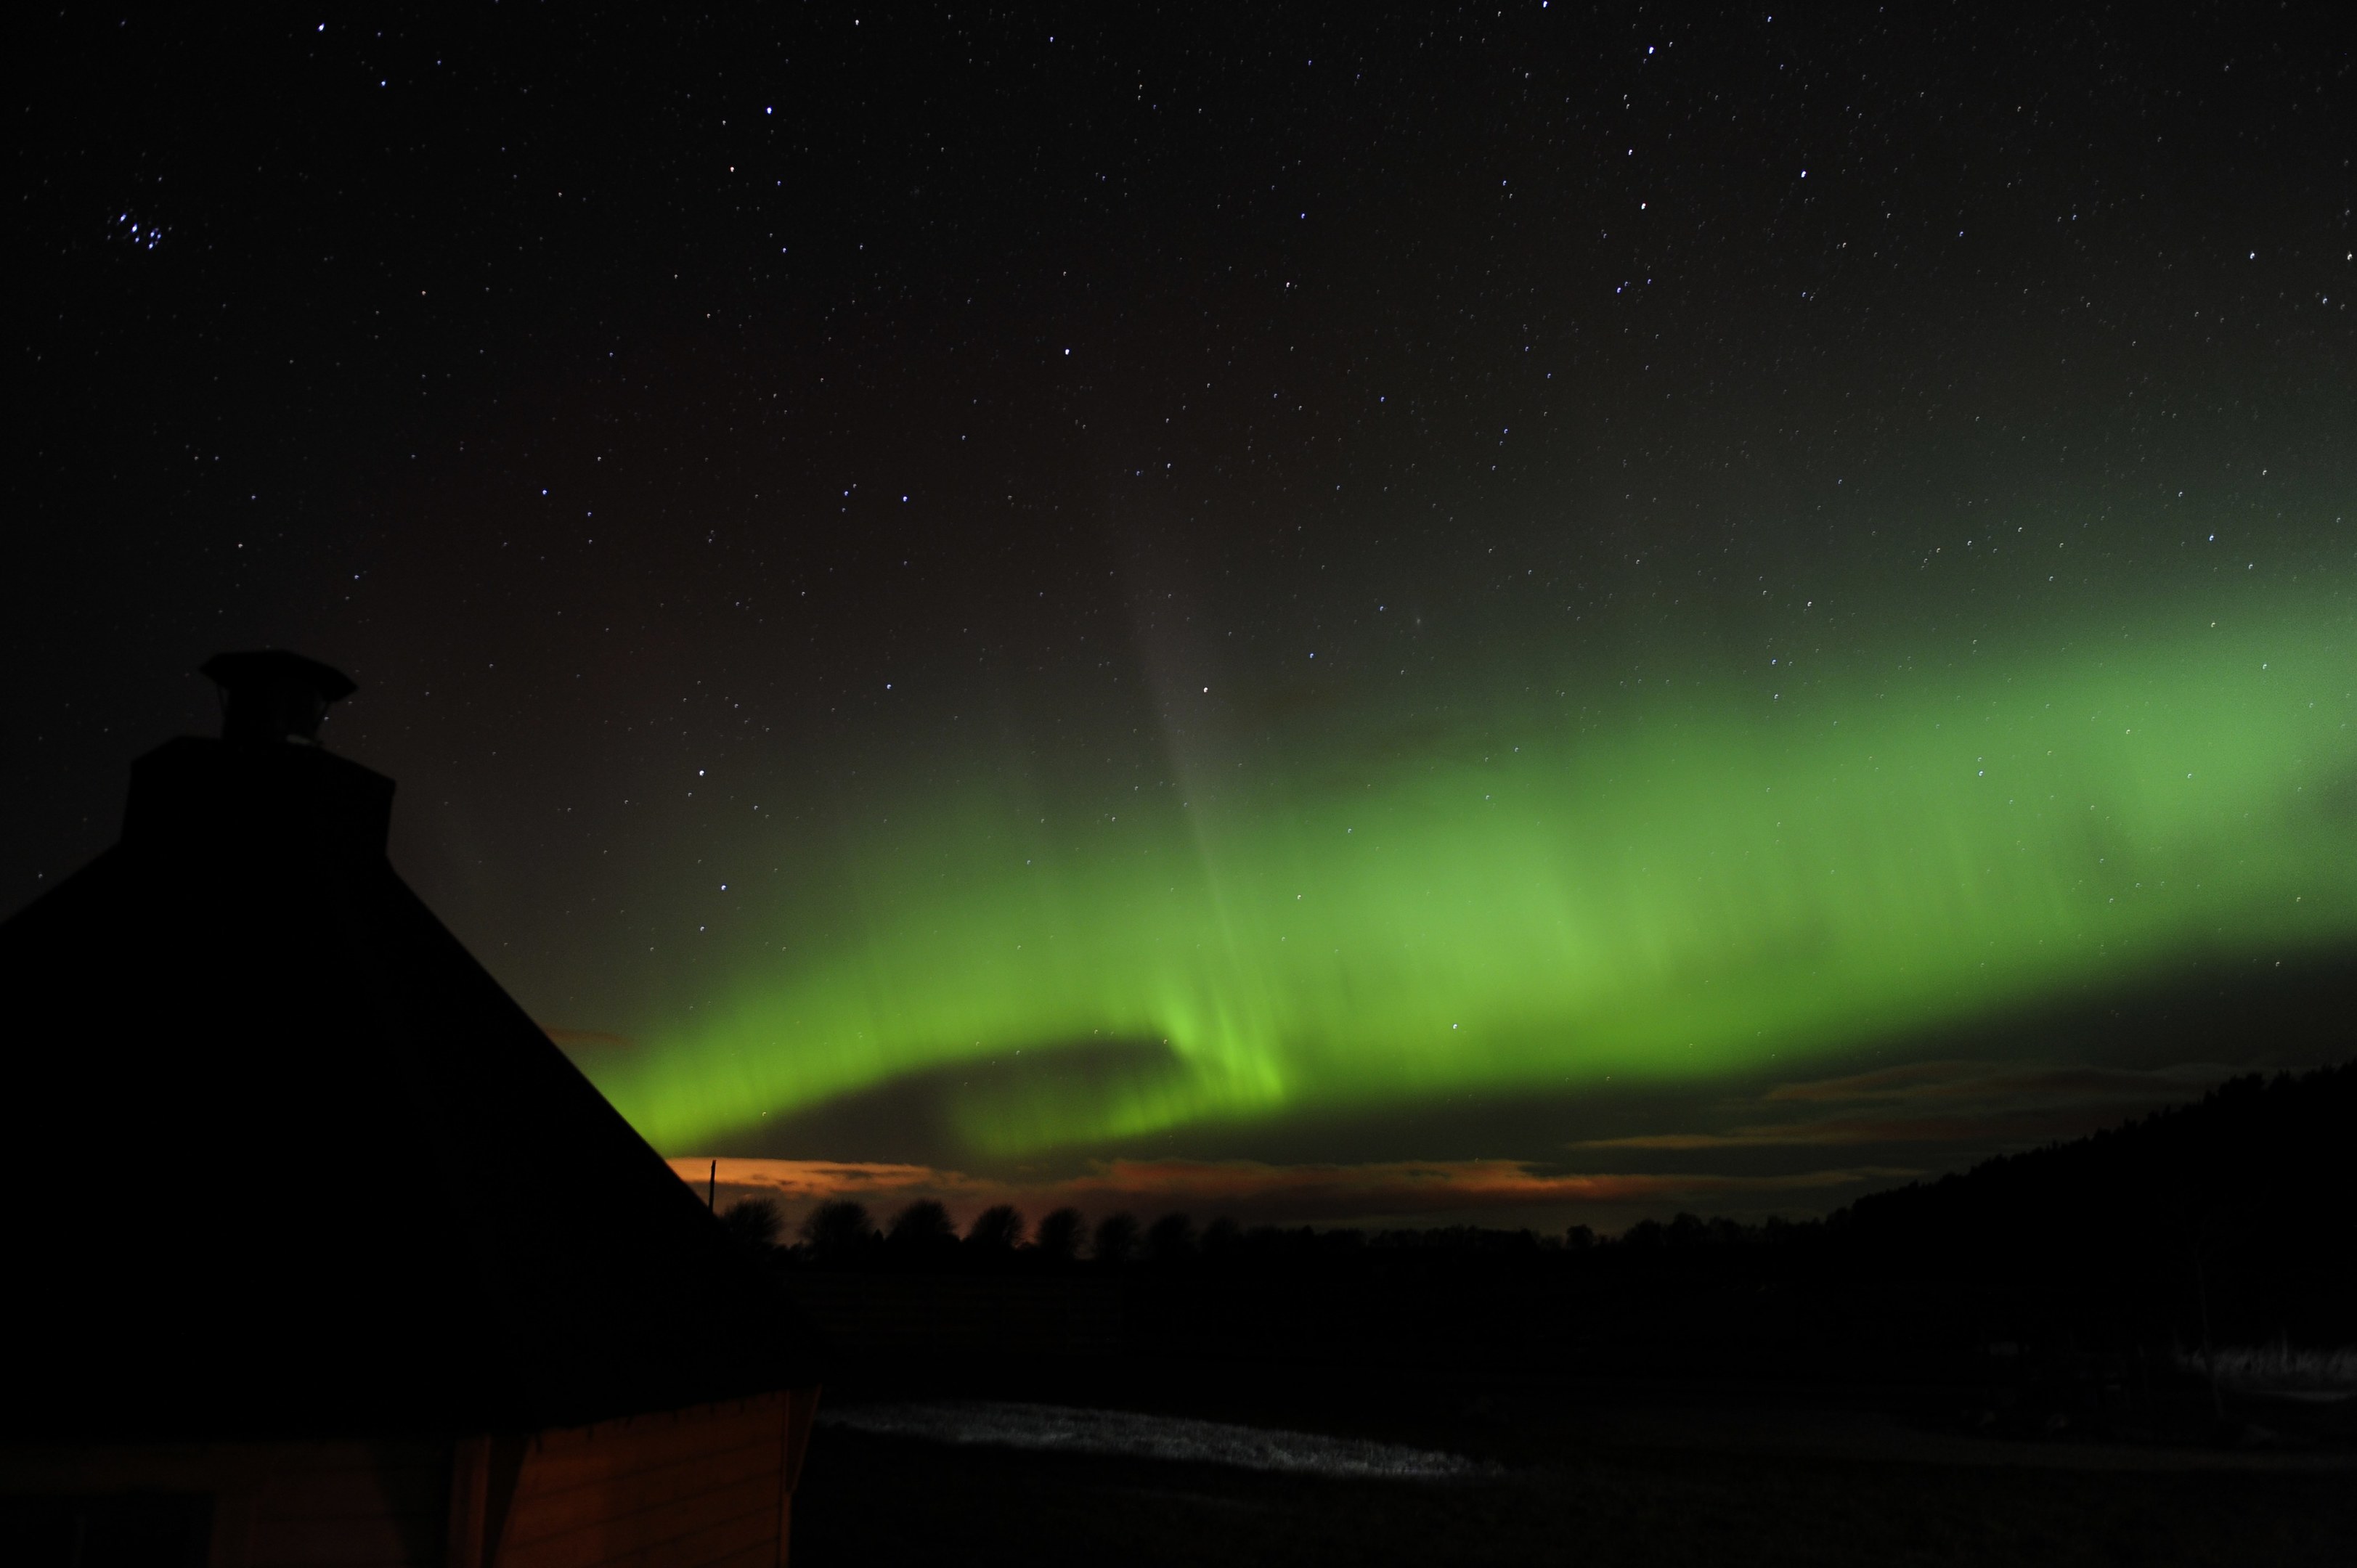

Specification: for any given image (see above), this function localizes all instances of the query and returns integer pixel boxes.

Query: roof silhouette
[0,656,820,1442]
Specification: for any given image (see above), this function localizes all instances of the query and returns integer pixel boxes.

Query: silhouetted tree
[799,1199,875,1262]
[1320,1228,1367,1258]
[966,1203,1025,1252]
[721,1196,783,1250]
[1201,1216,1242,1259]
[887,1199,958,1257]
[1565,1224,1597,1251]
[1144,1212,1197,1264]
[1032,1206,1086,1262]
[1091,1211,1139,1265]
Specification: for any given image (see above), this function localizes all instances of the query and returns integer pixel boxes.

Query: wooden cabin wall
[245,1442,452,1567]
[2,1388,819,1568]
[0,1438,451,1567]
[481,1390,819,1568]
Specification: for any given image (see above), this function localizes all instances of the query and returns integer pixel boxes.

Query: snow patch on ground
[818,1400,1483,1479]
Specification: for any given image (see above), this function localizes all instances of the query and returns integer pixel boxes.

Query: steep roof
[0,678,821,1442]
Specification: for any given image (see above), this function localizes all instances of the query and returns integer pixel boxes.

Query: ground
[789,1371,2357,1567]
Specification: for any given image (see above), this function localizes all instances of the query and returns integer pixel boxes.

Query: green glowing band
[592,588,2356,1159]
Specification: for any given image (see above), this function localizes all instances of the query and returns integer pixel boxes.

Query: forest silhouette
[728,1063,2356,1442]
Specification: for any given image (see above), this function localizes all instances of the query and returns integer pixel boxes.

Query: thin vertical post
[709,1159,717,1210]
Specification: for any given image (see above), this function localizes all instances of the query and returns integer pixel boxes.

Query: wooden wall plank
[519,1397,787,1477]
[501,1470,776,1564]
[500,1440,779,1550]
[500,1490,776,1568]
[509,1424,779,1509]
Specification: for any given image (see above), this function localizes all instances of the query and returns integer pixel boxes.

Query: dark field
[780,1074,2357,1564]
[790,1371,2357,1567]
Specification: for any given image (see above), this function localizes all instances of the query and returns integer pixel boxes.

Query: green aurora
[593,577,2357,1161]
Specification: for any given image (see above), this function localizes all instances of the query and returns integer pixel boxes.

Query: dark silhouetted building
[0,652,822,1567]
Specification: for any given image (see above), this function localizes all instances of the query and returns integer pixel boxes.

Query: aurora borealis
[13,5,2356,1230]
[604,574,2357,1164]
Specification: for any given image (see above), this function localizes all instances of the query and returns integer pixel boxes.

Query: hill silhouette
[1832,1061,2357,1345]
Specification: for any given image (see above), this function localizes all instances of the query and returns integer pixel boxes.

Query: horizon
[669,1055,2350,1241]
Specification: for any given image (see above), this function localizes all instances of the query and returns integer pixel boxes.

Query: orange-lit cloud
[672,1155,1916,1230]
[656,1058,2237,1230]
[674,1158,993,1201]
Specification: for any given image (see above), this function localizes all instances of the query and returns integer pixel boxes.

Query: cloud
[1063,1159,1915,1221]
[674,1155,1915,1229]
[1762,1059,2222,1106]
[1575,1059,2223,1151]
[679,1060,2229,1226]
[1578,1108,2136,1151]
[661,1060,2240,1228]
[671,1158,983,1201]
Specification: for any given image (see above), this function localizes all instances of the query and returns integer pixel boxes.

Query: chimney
[121,651,394,857]
[200,650,359,747]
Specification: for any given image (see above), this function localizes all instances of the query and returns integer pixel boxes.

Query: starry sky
[12,4,2355,1232]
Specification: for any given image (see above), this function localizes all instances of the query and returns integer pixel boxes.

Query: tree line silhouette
[720,1063,2356,1356]
[757,1193,1669,1270]
[765,1197,1253,1270]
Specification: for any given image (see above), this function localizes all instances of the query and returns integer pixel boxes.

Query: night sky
[13,4,2355,1232]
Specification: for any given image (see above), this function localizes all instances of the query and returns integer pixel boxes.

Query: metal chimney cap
[199,650,357,746]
